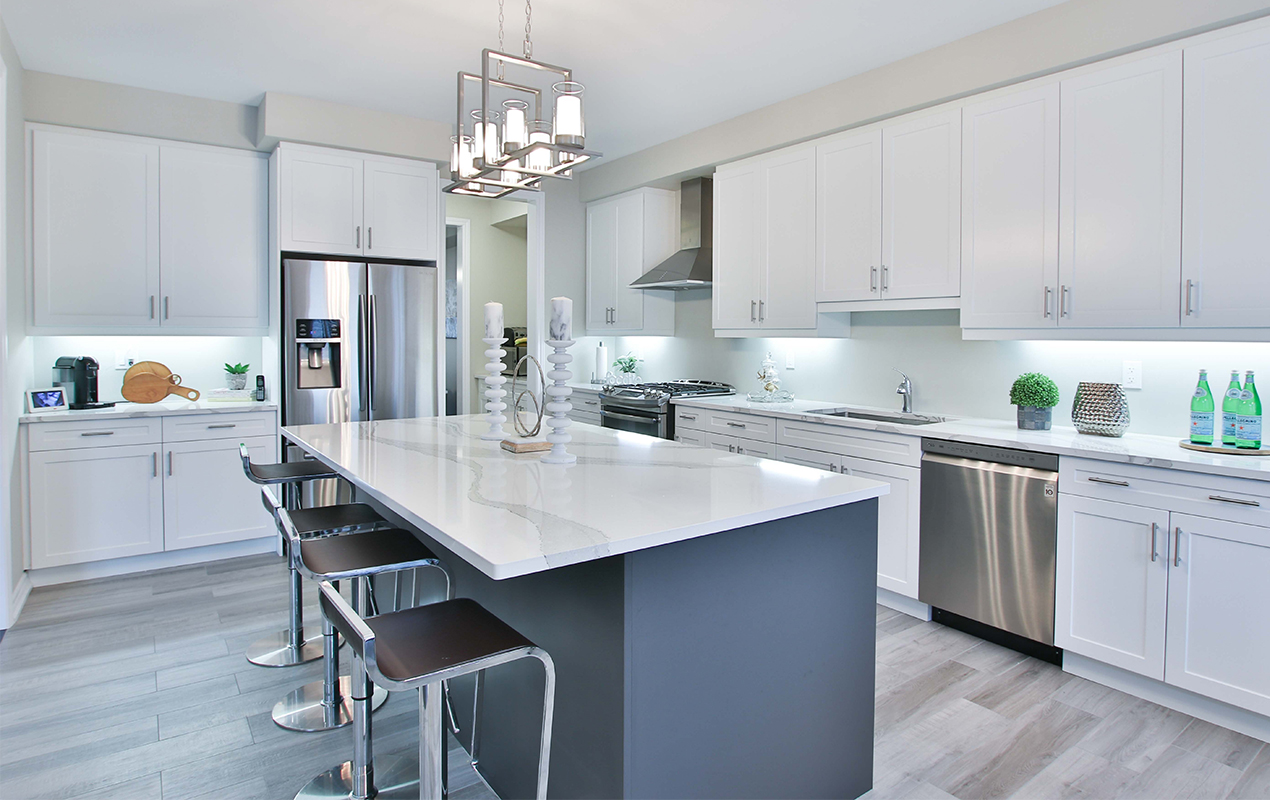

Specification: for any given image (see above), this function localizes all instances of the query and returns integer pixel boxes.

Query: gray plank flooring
[1,554,1265,799]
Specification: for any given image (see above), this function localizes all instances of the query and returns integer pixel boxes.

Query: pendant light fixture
[444,0,601,198]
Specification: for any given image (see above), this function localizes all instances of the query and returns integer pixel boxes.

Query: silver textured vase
[1071,382,1130,437]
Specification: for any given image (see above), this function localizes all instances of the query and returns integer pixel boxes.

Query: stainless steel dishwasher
[918,439,1060,660]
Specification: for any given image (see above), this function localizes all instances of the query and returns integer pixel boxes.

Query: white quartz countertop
[671,395,1270,482]
[283,415,889,580]
[20,398,278,423]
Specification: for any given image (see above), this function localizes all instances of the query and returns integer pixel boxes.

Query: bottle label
[1241,389,1254,400]
[1223,412,1237,438]
[1191,411,1214,437]
[1237,415,1262,442]
[1193,387,1207,399]
[1227,388,1242,400]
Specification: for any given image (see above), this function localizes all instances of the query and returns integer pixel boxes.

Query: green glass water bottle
[1222,371,1242,446]
[1190,370,1215,445]
[1236,370,1262,450]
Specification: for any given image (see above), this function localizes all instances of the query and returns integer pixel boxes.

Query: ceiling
[1,0,1067,161]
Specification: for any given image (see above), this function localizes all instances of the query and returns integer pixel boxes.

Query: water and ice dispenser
[295,318,341,389]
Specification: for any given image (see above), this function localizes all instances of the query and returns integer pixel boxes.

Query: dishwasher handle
[921,450,1059,483]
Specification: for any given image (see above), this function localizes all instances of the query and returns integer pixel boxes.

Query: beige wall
[1,14,27,622]
[444,195,528,414]
[256,91,449,162]
[577,0,1270,201]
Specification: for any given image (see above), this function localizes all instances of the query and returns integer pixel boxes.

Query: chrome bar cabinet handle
[1088,476,1129,487]
[367,227,372,250]
[680,413,697,421]
[153,452,158,478]
[1185,279,1194,316]
[1044,287,1053,318]
[150,296,156,319]
[1208,495,1260,508]
[80,431,115,437]
[167,451,173,477]
[1060,285,1070,317]
[207,423,236,429]
[164,296,170,320]
[1173,527,1182,567]
[725,421,746,429]
[751,300,757,322]
[871,267,878,293]
[356,226,361,248]
[1150,522,1159,562]
[758,300,765,322]
[881,265,889,292]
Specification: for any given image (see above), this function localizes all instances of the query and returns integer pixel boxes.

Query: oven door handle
[600,409,662,425]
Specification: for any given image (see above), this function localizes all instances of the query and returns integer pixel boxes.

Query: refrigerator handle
[368,294,378,413]
[357,294,368,414]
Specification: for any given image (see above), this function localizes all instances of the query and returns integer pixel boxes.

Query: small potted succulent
[224,362,251,390]
[1010,372,1060,430]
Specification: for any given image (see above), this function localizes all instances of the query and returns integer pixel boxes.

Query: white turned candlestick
[481,337,509,441]
[541,339,577,464]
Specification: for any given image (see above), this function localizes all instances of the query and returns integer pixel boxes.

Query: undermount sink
[806,408,946,426]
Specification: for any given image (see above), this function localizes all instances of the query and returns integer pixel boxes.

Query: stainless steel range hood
[631,177,712,290]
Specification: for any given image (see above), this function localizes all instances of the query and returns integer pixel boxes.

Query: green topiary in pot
[1010,372,1059,430]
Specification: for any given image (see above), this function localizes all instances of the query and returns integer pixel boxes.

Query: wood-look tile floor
[1,554,1266,799]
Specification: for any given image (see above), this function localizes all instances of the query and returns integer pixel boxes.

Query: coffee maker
[53,356,115,409]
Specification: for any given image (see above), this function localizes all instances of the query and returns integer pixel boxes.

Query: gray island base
[412,500,877,800]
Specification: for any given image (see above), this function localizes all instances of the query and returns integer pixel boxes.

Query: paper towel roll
[595,343,608,382]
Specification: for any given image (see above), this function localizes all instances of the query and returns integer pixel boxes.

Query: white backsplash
[32,336,265,403]
[602,292,1269,438]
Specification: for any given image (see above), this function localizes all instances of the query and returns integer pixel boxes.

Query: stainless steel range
[599,381,735,439]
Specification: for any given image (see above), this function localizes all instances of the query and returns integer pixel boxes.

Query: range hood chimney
[630,177,713,290]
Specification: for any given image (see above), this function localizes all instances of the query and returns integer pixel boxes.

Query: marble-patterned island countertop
[671,395,1270,482]
[283,415,889,579]
[20,397,278,423]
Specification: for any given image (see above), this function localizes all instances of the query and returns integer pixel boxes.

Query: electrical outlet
[1122,360,1143,390]
[115,350,129,370]
[786,351,796,370]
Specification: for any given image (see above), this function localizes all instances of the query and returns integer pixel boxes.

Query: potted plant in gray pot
[1010,372,1060,430]
[224,362,251,391]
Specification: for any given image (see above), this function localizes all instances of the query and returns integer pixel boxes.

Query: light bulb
[527,119,552,172]
[469,110,502,166]
[552,82,584,148]
[502,99,528,153]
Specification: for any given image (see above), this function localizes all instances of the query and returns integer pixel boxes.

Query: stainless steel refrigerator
[283,257,437,503]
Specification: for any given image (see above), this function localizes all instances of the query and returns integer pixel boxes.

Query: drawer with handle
[1060,457,1270,527]
[676,406,775,443]
[28,416,164,452]
[162,411,277,442]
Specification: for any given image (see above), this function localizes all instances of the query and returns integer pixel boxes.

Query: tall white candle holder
[481,337,509,441]
[541,339,577,464]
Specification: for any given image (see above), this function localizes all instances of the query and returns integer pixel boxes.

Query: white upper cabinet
[32,128,160,328]
[960,85,1060,329]
[585,188,676,335]
[816,130,882,303]
[881,108,961,301]
[363,157,439,261]
[1181,25,1270,328]
[712,162,763,330]
[279,144,438,262]
[159,146,268,330]
[1059,51,1183,328]
[278,146,364,257]
[758,146,817,328]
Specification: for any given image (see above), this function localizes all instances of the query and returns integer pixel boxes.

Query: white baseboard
[877,587,931,620]
[28,537,276,588]
[1064,652,1270,743]
[7,572,32,628]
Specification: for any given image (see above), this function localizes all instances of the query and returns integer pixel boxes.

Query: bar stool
[241,443,343,667]
[276,503,462,800]
[259,489,392,733]
[317,581,557,800]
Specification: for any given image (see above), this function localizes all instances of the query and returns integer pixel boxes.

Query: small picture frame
[26,387,69,413]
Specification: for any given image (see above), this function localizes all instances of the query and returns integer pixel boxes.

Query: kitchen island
[284,415,888,800]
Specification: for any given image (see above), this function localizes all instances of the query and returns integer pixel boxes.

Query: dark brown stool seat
[290,503,386,537]
[242,452,339,485]
[300,529,442,580]
[320,584,556,800]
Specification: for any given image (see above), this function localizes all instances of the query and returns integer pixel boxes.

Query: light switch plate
[786,351,796,370]
[1122,360,1143,390]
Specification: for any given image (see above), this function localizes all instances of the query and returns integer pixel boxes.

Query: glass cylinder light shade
[552,82,585,148]
[453,135,476,179]
[502,99,528,153]
[527,120,553,172]
[470,110,502,166]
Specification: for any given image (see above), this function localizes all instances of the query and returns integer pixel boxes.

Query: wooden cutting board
[124,360,180,385]
[122,373,201,403]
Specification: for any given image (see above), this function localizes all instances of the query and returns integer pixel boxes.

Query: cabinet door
[842,455,921,599]
[1165,514,1270,715]
[163,436,276,551]
[279,147,364,256]
[29,444,164,568]
[32,129,160,328]
[585,199,618,331]
[759,147,817,328]
[960,85,1060,329]
[882,109,962,300]
[159,146,268,330]
[674,428,707,447]
[610,193,646,331]
[776,445,840,473]
[712,164,762,329]
[1181,26,1270,327]
[816,131,882,302]
[705,432,742,454]
[1055,495,1169,679]
[363,157,438,261]
[1059,52,1182,328]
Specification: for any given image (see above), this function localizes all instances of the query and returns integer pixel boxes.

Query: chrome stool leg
[273,580,388,732]
[246,549,323,667]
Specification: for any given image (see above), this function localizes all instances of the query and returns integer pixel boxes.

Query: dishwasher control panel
[921,438,1059,471]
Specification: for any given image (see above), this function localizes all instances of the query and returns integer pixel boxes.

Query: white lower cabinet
[163,436,276,551]
[1165,513,1270,715]
[1056,495,1170,679]
[705,433,775,459]
[28,444,165,568]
